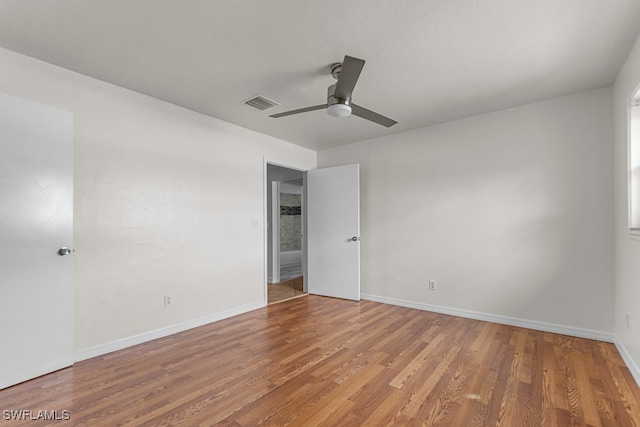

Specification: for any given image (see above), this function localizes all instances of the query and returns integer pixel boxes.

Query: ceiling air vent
[243,95,279,111]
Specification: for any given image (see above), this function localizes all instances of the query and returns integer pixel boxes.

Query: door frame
[263,159,307,304]
[270,180,281,284]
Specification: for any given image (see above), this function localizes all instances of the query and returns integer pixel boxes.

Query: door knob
[58,247,72,256]
[351,236,360,242]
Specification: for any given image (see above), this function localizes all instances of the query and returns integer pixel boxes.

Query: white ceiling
[1,1,639,151]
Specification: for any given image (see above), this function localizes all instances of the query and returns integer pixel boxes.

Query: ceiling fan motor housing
[327,83,350,106]
[326,83,352,118]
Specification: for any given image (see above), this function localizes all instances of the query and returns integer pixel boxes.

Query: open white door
[0,92,73,389]
[307,164,360,301]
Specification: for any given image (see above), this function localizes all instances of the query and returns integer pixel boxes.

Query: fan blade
[351,104,397,128]
[334,56,365,101]
[269,104,327,118]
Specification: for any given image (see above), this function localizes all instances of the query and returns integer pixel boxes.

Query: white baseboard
[614,336,640,388]
[74,300,265,362]
[361,293,615,343]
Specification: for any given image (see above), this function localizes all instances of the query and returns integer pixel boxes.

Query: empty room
[2,1,640,425]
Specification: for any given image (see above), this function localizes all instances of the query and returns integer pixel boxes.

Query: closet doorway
[266,163,306,304]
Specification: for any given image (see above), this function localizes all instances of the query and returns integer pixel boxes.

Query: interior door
[307,164,360,301]
[0,92,73,390]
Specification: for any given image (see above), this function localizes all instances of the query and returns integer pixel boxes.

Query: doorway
[266,163,306,303]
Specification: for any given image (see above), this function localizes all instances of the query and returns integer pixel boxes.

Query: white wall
[614,33,640,380]
[0,47,316,353]
[319,88,614,333]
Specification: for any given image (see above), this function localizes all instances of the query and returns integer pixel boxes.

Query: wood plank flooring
[2,295,640,426]
[268,277,305,304]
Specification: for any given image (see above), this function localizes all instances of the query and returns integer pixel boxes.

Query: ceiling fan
[270,55,397,127]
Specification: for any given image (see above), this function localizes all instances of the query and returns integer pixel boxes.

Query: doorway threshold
[268,293,308,305]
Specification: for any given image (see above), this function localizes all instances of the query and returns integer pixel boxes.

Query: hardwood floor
[2,295,640,426]
[268,277,305,304]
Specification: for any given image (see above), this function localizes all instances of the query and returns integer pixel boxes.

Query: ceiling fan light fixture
[327,103,352,118]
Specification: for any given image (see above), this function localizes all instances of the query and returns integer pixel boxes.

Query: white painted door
[307,164,360,301]
[0,92,73,390]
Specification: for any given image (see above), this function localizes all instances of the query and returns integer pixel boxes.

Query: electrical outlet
[164,295,173,307]
[428,280,437,291]
[625,312,630,329]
